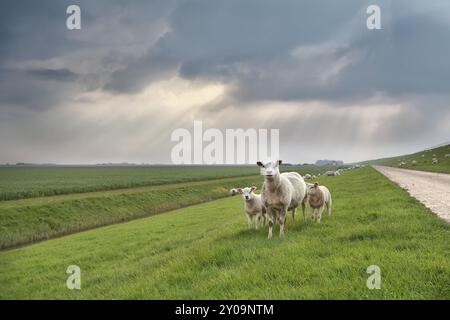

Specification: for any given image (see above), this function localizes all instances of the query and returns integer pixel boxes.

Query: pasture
[367,144,450,174]
[1,167,448,299]
[0,165,328,201]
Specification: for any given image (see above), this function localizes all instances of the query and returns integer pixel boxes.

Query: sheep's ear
[314,182,319,188]
[251,186,257,191]
[277,160,282,166]
[256,161,264,167]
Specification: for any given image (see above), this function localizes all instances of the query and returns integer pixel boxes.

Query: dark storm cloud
[105,0,450,103]
[1,0,449,164]
[27,68,79,82]
[0,0,173,109]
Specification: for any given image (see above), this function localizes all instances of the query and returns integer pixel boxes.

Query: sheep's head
[257,160,281,178]
[307,183,319,196]
[238,186,257,201]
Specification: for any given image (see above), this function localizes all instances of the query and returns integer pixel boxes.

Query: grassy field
[0,165,328,201]
[367,144,450,174]
[0,175,263,250]
[1,167,448,299]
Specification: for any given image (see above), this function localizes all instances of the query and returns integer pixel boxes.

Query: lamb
[257,160,307,239]
[236,186,267,230]
[307,183,332,223]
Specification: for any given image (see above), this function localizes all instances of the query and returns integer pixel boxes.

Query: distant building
[315,160,344,167]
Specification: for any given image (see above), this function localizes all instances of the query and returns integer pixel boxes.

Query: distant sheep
[229,188,239,196]
[432,158,438,165]
[257,160,307,239]
[236,186,267,230]
[445,154,450,158]
[304,174,312,180]
[307,183,332,223]
[326,171,340,176]
[411,160,417,166]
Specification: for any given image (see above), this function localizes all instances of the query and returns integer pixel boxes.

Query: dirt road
[373,166,450,223]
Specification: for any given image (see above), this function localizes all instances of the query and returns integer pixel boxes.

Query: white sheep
[307,182,332,223]
[445,154,450,158]
[432,158,438,164]
[304,174,312,180]
[326,171,340,176]
[236,186,267,230]
[229,188,239,196]
[257,160,307,239]
[411,160,417,166]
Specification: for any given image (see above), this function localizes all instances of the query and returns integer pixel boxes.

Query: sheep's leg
[310,207,315,222]
[291,207,296,222]
[301,201,307,224]
[326,204,331,218]
[317,206,324,223]
[256,213,261,230]
[279,207,288,238]
[267,208,275,239]
[246,213,252,229]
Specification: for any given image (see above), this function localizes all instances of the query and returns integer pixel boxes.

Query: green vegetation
[1,167,448,299]
[0,176,263,250]
[0,166,259,201]
[367,144,450,174]
[0,165,328,201]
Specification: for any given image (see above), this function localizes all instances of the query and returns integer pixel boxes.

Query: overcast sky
[1,0,449,164]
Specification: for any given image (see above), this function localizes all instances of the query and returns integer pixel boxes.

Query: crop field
[0,165,328,201]
[1,167,448,299]
[367,144,450,174]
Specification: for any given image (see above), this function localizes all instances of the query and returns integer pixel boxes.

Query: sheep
[257,160,307,239]
[432,158,438,165]
[411,160,417,166]
[229,188,239,196]
[326,171,340,176]
[445,154,450,158]
[307,183,332,223]
[236,186,267,230]
[304,173,312,180]
[312,175,317,180]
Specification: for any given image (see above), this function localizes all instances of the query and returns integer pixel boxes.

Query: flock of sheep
[399,152,450,167]
[229,160,351,239]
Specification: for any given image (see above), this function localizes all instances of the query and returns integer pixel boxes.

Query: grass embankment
[0,165,329,201]
[0,166,261,201]
[0,176,263,250]
[368,144,450,174]
[1,167,448,299]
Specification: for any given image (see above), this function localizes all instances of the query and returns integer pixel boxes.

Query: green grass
[0,175,264,250]
[367,144,450,174]
[0,166,260,201]
[1,167,448,299]
[0,165,329,201]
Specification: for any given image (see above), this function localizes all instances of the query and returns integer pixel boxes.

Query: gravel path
[373,166,450,223]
